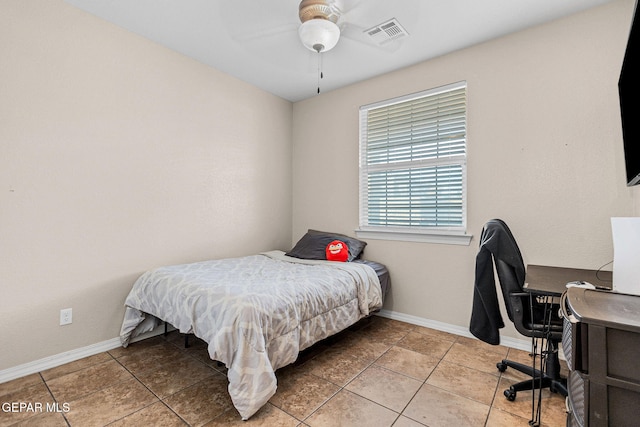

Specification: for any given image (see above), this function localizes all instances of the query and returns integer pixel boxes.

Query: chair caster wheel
[504,388,516,401]
[497,362,507,372]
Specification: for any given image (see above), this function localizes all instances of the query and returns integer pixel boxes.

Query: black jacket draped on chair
[469,219,525,345]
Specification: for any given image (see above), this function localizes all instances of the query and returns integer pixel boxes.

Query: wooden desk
[525,265,612,296]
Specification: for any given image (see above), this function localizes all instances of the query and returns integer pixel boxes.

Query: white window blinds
[359,82,467,235]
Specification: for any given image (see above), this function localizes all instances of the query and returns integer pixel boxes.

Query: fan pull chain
[317,52,324,94]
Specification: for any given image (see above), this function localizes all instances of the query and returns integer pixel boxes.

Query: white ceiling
[64,0,615,102]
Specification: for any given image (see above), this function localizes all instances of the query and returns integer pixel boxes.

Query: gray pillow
[286,229,367,262]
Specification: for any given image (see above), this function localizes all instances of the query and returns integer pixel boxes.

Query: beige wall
[0,1,293,370]
[2,0,639,373]
[292,0,638,339]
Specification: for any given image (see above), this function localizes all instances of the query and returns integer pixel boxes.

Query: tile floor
[0,316,568,426]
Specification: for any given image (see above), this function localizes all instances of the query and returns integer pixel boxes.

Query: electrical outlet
[60,308,72,326]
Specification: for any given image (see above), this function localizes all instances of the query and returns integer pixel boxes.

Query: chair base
[497,358,567,401]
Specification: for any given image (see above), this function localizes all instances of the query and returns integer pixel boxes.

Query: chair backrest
[494,256,537,337]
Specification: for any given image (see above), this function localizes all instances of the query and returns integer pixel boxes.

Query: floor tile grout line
[294,333,400,426]
[366,324,438,426]
[452,335,510,427]
[109,351,189,426]
[483,363,505,427]
[39,371,72,427]
[134,337,302,426]
[39,351,118,384]
[398,337,452,426]
[398,336,507,427]
[296,383,341,425]
[296,357,373,424]
[141,333,276,425]
[154,333,266,425]
[299,330,435,427]
[41,354,154,427]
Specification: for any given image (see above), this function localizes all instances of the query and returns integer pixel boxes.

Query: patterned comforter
[119,250,382,420]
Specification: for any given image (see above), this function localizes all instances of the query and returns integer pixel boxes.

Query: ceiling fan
[227,0,409,54]
[223,0,411,93]
[295,0,410,92]
[296,0,409,53]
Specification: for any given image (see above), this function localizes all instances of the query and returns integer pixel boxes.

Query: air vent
[365,18,409,45]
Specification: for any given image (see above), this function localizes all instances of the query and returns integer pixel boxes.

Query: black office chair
[470,219,567,401]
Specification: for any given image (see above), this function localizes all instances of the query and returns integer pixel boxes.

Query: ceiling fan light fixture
[298,18,340,53]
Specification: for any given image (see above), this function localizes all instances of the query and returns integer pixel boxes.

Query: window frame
[356,81,472,245]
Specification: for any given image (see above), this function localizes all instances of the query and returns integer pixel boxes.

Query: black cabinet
[562,288,640,427]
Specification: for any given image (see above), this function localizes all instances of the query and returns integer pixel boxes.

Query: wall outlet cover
[60,308,72,326]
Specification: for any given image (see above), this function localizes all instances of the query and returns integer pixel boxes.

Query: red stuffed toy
[326,240,349,262]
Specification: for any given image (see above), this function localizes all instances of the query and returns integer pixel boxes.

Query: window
[357,81,471,245]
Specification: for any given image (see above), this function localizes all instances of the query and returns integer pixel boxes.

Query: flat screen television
[619,0,640,186]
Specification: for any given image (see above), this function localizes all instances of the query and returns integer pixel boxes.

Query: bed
[119,230,388,420]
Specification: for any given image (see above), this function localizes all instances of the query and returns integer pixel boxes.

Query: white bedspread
[119,250,382,420]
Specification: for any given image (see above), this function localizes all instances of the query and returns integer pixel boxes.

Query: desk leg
[529,293,542,426]
[529,294,558,426]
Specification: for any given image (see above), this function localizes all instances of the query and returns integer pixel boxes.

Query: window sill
[355,228,473,246]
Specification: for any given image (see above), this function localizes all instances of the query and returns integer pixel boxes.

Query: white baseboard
[1,311,536,385]
[376,309,532,352]
[0,338,122,384]
[0,329,166,384]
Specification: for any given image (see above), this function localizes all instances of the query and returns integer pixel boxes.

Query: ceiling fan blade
[231,23,298,43]
[328,0,364,16]
[221,0,299,43]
